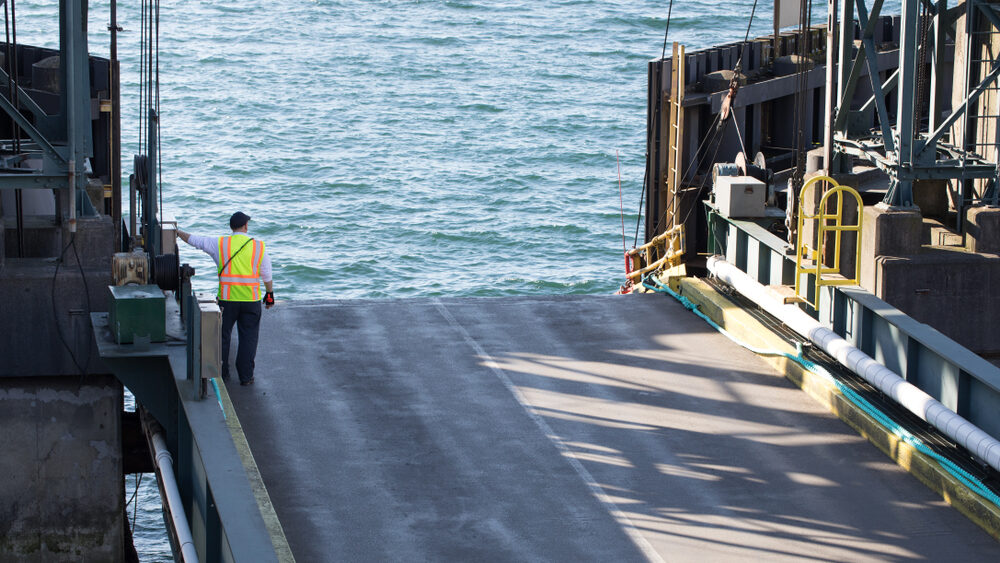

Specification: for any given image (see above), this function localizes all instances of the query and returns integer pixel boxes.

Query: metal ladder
[665,42,687,231]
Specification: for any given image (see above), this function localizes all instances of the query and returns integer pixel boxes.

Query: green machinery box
[108,285,166,344]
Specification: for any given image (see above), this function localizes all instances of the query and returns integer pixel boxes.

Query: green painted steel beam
[0,68,59,138]
[0,173,72,190]
[0,93,66,166]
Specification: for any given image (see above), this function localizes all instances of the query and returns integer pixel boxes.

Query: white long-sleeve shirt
[184,231,273,282]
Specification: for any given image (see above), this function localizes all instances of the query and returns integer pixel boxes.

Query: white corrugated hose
[151,431,199,563]
[707,255,1000,472]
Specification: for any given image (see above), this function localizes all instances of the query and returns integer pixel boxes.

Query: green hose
[211,378,227,420]
[641,274,1000,508]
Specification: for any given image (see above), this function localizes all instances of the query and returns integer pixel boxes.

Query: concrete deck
[229,294,1000,562]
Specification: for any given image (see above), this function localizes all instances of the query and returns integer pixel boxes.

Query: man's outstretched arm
[177,228,220,264]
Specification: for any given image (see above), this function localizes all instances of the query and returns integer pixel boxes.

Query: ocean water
[18,0,796,559]
[122,0,784,300]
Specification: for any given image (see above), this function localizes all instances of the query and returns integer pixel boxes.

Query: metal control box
[714,175,766,218]
[160,214,178,255]
[108,284,166,344]
[197,293,222,380]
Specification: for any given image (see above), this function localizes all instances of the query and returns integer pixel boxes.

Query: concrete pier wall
[0,216,112,376]
[0,210,123,561]
[860,205,1000,355]
[0,375,123,562]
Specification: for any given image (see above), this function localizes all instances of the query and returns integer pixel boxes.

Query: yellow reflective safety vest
[217,234,265,302]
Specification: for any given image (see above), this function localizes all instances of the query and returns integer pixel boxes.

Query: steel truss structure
[0,0,92,194]
[832,0,1000,211]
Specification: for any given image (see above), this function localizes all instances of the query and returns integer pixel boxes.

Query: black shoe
[240,378,254,386]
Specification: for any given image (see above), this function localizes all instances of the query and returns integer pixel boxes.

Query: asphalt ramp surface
[229,294,1000,562]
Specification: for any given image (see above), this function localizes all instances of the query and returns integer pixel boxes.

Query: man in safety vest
[177,211,274,386]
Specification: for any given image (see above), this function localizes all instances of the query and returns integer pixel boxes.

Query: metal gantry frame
[0,0,92,196]
[831,0,1000,210]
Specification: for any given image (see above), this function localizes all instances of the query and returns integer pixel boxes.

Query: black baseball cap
[230,211,251,230]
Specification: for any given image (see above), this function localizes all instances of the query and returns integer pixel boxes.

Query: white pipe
[151,432,199,563]
[707,255,1000,472]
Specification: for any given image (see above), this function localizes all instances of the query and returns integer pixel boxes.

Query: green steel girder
[833,44,870,131]
[832,0,1000,207]
[0,66,59,139]
[919,51,1000,154]
[862,35,896,152]
[59,0,92,159]
[0,93,66,167]
[841,154,997,180]
[0,0,93,196]
[917,2,1000,156]
[859,68,899,115]
[858,0,896,153]
[0,173,78,190]
[108,355,180,446]
[834,0,892,146]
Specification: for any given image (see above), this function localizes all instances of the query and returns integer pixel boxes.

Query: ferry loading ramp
[229,293,1000,561]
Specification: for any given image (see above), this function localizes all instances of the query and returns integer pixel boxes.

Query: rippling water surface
[117,0,778,300]
[19,0,794,559]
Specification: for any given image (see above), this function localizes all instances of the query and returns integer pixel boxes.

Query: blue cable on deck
[641,274,1000,508]
[210,378,226,420]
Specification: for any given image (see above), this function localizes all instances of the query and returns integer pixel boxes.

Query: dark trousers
[220,300,261,383]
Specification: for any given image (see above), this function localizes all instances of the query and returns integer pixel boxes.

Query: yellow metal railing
[626,224,685,283]
[794,175,863,308]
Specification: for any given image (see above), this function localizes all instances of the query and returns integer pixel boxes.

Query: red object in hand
[263,291,275,309]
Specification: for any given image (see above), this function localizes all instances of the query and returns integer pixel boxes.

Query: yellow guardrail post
[794,175,863,308]
[626,224,685,284]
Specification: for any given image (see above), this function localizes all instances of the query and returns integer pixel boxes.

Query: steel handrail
[795,175,863,308]
[626,225,685,282]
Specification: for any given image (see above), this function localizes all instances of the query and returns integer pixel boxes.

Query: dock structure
[9,0,1000,560]
[227,295,1000,561]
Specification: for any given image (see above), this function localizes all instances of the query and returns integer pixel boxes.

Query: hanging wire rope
[639,0,759,247]
[660,0,676,60]
[734,0,761,74]
[5,0,19,154]
[633,0,680,248]
[732,111,749,157]
[671,117,729,230]
[617,151,627,258]
[3,2,11,107]
[790,0,813,197]
[4,0,24,257]
[155,0,163,226]
[135,0,163,238]
[633,165,648,248]
[3,2,11,143]
[139,0,145,156]
[129,473,143,532]
[671,1,758,233]
[916,1,930,129]
[652,112,729,235]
